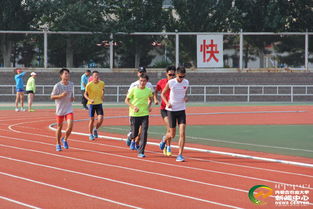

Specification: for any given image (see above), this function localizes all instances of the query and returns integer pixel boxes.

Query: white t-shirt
[166,78,189,111]
[128,80,154,92]
[51,81,74,116]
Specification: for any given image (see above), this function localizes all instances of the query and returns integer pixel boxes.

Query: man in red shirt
[154,66,176,156]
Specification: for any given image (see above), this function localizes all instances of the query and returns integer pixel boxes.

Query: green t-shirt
[127,87,153,117]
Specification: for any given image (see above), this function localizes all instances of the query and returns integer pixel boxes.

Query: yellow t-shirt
[85,80,105,105]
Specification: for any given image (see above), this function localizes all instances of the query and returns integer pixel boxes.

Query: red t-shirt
[156,78,170,110]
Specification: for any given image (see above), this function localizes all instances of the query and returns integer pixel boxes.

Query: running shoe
[89,134,95,141]
[163,146,168,156]
[56,144,62,152]
[28,109,35,112]
[93,129,98,138]
[159,141,166,150]
[167,146,172,156]
[137,153,146,158]
[20,108,26,112]
[126,132,132,146]
[15,108,19,112]
[62,137,69,149]
[130,140,136,150]
[176,155,185,162]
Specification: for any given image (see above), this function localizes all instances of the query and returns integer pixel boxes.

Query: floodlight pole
[305,29,308,71]
[110,33,114,70]
[239,29,243,70]
[43,27,48,69]
[175,30,179,67]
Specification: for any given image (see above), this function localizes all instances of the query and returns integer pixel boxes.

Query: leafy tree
[0,0,38,67]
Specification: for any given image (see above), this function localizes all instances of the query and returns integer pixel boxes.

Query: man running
[51,68,74,151]
[161,66,189,162]
[125,74,153,158]
[84,71,105,140]
[154,66,176,156]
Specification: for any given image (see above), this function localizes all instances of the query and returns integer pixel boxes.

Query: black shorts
[160,109,168,119]
[26,90,34,94]
[89,104,103,117]
[167,110,186,128]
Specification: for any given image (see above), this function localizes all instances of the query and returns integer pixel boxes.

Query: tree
[38,0,110,67]
[0,0,38,67]
[107,0,169,68]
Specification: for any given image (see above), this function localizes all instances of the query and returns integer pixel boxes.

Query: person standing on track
[14,68,26,112]
[84,71,105,141]
[125,74,153,158]
[26,72,37,112]
[154,66,176,156]
[161,66,189,162]
[51,68,75,152]
[81,70,91,110]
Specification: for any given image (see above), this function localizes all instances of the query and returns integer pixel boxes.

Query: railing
[1,85,313,102]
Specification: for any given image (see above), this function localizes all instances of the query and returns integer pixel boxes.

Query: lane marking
[0,196,41,209]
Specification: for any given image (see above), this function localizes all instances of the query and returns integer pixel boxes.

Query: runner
[26,72,37,112]
[50,68,75,151]
[84,71,105,140]
[154,66,176,156]
[14,68,26,112]
[161,66,189,162]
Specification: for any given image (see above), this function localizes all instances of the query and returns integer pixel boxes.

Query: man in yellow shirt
[84,71,105,140]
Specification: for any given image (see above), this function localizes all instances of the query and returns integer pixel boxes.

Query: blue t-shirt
[15,72,26,90]
[81,74,90,90]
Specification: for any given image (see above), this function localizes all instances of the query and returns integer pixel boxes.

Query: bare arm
[51,92,67,100]
[84,91,94,104]
[125,97,139,112]
[161,83,171,108]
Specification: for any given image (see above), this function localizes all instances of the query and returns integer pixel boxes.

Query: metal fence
[0,30,313,70]
[1,84,313,102]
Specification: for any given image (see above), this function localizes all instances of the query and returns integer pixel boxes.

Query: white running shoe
[15,108,20,112]
[20,108,26,112]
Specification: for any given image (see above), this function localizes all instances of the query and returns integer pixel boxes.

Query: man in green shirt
[125,74,153,158]
[26,72,37,112]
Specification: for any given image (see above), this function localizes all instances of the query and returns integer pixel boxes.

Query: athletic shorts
[167,110,186,128]
[26,90,34,94]
[16,88,24,92]
[89,104,103,117]
[160,109,168,119]
[56,112,74,124]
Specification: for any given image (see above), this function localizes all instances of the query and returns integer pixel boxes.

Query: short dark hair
[86,70,91,73]
[176,66,186,74]
[138,66,146,73]
[59,68,70,75]
[92,70,99,74]
[139,74,149,81]
[166,66,176,73]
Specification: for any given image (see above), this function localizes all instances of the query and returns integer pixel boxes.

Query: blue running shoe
[62,138,69,149]
[130,140,136,150]
[176,155,185,162]
[93,129,98,138]
[56,144,62,152]
[137,153,146,158]
[89,134,95,141]
[159,141,166,150]
[126,132,132,146]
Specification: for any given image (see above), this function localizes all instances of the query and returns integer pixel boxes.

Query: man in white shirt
[161,66,189,162]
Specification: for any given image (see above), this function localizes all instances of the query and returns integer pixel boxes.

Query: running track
[1,106,313,209]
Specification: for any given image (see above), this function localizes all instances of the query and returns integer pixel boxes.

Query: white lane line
[0,145,247,193]
[1,135,312,191]
[3,125,313,179]
[0,158,243,209]
[0,172,141,209]
[0,196,41,209]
